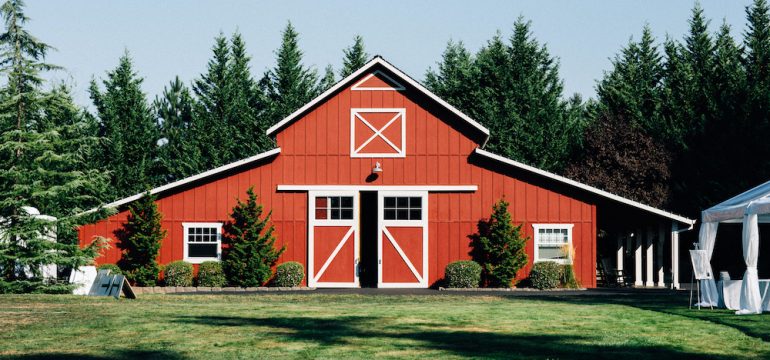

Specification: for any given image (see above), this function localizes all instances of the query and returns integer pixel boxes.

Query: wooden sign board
[87,270,136,299]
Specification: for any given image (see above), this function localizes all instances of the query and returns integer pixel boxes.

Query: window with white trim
[533,224,574,264]
[183,223,222,263]
[383,196,422,220]
[315,196,354,220]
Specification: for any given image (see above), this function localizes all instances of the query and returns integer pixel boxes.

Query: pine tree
[319,64,336,91]
[192,34,230,168]
[340,35,368,77]
[264,22,318,124]
[154,76,200,183]
[744,0,770,182]
[470,199,528,288]
[0,0,110,293]
[222,187,284,287]
[425,40,479,112]
[116,192,165,286]
[89,52,159,200]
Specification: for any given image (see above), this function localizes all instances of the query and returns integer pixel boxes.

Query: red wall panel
[79,70,598,287]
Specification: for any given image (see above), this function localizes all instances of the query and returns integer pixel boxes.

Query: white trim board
[351,70,406,91]
[265,56,490,144]
[84,148,281,214]
[277,185,477,192]
[474,148,696,226]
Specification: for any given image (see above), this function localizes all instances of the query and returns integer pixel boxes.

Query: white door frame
[308,190,360,288]
[377,190,429,288]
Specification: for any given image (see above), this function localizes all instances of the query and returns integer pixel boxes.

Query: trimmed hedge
[164,261,194,287]
[97,263,123,275]
[197,261,226,287]
[444,260,482,288]
[273,262,304,287]
[530,261,561,290]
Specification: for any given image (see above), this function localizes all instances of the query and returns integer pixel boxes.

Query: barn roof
[474,148,696,226]
[265,56,491,144]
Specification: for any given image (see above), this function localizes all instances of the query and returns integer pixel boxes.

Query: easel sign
[88,270,136,299]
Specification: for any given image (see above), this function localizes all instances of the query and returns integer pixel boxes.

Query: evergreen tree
[264,22,319,124]
[222,187,284,287]
[744,0,770,182]
[192,34,230,168]
[340,35,368,77]
[89,52,159,200]
[0,0,110,292]
[470,199,528,288]
[425,40,479,112]
[319,64,336,91]
[154,76,200,184]
[596,26,664,136]
[116,192,165,286]
[427,19,584,172]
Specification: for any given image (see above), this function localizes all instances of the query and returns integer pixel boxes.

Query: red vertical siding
[79,70,598,288]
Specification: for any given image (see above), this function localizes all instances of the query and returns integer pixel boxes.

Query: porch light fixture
[372,162,383,174]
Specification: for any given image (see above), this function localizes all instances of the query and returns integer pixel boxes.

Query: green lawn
[1,291,769,359]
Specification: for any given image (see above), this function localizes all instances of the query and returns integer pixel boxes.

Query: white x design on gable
[350,108,406,158]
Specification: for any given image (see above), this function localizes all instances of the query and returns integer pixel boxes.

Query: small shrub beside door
[273,262,305,287]
[444,260,482,288]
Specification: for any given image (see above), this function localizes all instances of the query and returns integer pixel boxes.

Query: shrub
[164,261,193,286]
[273,262,305,287]
[560,264,580,289]
[97,263,123,275]
[470,199,529,287]
[444,260,482,288]
[222,187,285,287]
[197,261,226,287]
[529,261,561,290]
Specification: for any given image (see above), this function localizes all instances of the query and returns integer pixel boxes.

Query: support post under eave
[616,234,624,274]
[671,222,680,290]
[645,227,655,287]
[635,228,643,287]
[657,223,665,287]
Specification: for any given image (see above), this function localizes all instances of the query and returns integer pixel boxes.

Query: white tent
[699,179,770,314]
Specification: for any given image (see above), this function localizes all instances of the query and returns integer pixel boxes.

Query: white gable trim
[351,70,406,91]
[474,148,696,225]
[84,148,281,213]
[265,57,490,143]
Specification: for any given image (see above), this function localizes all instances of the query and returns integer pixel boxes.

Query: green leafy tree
[340,35,368,77]
[222,187,285,287]
[154,76,200,184]
[470,199,528,288]
[89,52,159,200]
[0,0,110,293]
[263,22,319,124]
[425,40,479,112]
[319,64,336,91]
[192,34,230,168]
[116,192,165,286]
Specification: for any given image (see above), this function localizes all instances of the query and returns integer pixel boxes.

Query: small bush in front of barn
[444,260,482,288]
[97,263,123,275]
[273,262,305,287]
[530,261,561,290]
[197,261,226,287]
[164,261,194,287]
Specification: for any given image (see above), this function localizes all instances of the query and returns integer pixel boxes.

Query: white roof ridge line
[83,148,281,214]
[265,57,490,140]
[473,148,696,225]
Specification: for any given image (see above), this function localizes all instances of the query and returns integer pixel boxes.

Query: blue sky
[27,1,750,108]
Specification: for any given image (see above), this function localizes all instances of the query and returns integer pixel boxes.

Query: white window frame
[350,108,406,158]
[183,222,223,264]
[532,224,574,264]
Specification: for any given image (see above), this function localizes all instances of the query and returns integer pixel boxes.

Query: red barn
[79,57,695,288]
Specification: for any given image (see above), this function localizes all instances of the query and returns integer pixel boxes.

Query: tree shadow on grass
[513,292,770,343]
[174,314,729,359]
[5,349,187,360]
